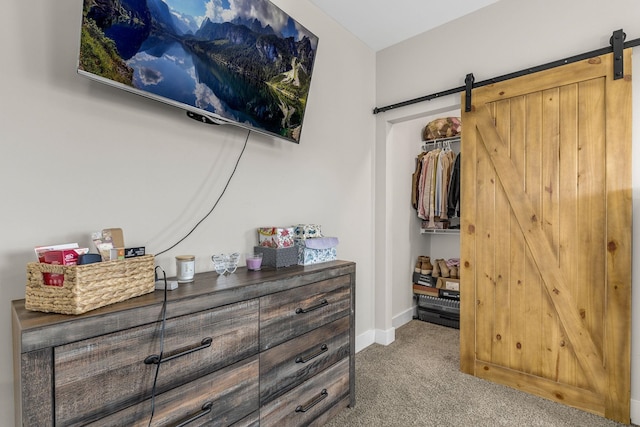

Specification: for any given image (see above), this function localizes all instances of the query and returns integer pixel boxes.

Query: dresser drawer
[260,316,350,404]
[86,356,259,426]
[54,299,259,425]
[260,357,350,427]
[230,410,260,427]
[260,275,351,350]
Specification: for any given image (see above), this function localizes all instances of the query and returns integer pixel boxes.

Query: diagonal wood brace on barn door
[473,106,608,397]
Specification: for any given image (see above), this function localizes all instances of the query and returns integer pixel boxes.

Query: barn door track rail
[373,29,639,115]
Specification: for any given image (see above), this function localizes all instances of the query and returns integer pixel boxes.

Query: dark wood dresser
[12,260,355,426]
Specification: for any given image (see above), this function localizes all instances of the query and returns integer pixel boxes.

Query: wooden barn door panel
[459,50,632,423]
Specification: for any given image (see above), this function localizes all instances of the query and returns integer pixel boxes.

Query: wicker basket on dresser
[12,261,356,426]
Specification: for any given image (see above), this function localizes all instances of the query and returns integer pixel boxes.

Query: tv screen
[78,0,319,143]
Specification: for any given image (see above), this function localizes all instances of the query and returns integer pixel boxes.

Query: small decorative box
[295,237,338,265]
[293,224,323,239]
[298,247,337,265]
[257,227,295,248]
[254,246,298,268]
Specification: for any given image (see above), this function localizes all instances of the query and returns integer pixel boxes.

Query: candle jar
[176,255,195,283]
[246,252,263,271]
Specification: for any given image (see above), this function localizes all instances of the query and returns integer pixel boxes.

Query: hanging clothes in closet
[447,153,461,219]
[412,140,460,229]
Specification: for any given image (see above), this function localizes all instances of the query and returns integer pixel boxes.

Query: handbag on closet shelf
[422,117,461,141]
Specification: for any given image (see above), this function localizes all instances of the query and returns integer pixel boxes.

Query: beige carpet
[324,320,630,427]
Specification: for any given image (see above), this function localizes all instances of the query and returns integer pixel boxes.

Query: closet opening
[385,102,461,335]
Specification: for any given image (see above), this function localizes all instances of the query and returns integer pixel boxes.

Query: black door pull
[144,337,213,365]
[295,344,328,364]
[295,389,328,413]
[295,299,328,314]
[175,401,213,427]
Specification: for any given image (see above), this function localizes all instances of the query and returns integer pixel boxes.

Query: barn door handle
[295,389,328,413]
[295,344,328,363]
[295,299,328,314]
[175,401,213,427]
[144,337,213,365]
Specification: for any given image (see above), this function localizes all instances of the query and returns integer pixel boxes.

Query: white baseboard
[355,329,375,353]
[375,327,395,346]
[631,397,640,424]
[355,309,416,353]
[355,326,396,353]
[392,307,415,329]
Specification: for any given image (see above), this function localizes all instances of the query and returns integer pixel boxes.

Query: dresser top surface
[12,260,355,352]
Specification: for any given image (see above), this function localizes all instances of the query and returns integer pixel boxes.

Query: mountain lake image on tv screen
[78,0,319,143]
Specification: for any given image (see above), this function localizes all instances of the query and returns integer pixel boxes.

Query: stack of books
[412,271,438,297]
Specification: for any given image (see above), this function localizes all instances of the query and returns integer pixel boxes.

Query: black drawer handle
[295,299,328,314]
[175,401,213,427]
[144,337,213,365]
[295,344,328,364]
[295,389,328,413]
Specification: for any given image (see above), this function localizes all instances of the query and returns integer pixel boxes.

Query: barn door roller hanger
[611,29,625,80]
[373,29,636,115]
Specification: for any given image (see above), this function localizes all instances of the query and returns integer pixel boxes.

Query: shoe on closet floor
[415,256,428,273]
[414,258,422,273]
[438,260,450,278]
[420,257,433,275]
[449,265,458,279]
[432,260,440,278]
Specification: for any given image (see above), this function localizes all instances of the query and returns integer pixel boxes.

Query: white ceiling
[308,0,499,51]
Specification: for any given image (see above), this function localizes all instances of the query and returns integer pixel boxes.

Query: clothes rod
[373,31,640,115]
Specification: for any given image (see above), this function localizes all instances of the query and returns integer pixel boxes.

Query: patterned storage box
[257,227,295,248]
[295,237,338,265]
[254,246,298,268]
[298,247,337,265]
[293,224,323,239]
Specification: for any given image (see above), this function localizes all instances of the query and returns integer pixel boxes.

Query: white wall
[374,0,640,422]
[1,0,375,424]
[386,118,426,324]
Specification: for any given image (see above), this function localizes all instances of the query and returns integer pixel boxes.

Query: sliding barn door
[459,50,632,423]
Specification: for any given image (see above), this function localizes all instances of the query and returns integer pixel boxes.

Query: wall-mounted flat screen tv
[78,0,319,143]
